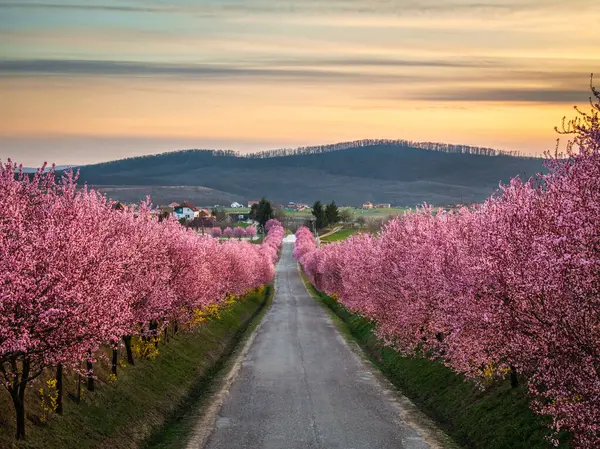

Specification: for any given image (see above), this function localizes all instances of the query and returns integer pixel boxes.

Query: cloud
[0,58,421,83]
[1,58,593,90]
[0,0,583,17]
[413,87,590,103]
[276,57,496,68]
[0,2,169,13]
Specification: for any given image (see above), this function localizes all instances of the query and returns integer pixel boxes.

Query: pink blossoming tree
[293,85,600,447]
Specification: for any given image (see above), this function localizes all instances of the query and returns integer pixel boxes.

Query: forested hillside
[73,140,545,206]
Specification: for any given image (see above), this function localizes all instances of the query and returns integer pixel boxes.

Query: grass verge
[300,271,567,449]
[145,285,274,448]
[0,286,273,449]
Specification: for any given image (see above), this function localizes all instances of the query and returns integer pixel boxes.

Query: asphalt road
[203,242,451,449]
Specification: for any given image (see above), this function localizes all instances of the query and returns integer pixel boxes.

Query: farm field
[223,207,250,214]
[352,206,410,216]
[223,206,409,218]
[319,227,361,243]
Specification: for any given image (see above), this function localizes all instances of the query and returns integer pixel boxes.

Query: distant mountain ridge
[73,140,545,206]
[22,165,74,173]
[239,139,532,159]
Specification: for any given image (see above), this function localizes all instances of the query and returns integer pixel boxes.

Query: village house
[376,203,391,209]
[362,202,373,210]
[173,201,200,220]
[289,202,310,211]
[230,202,243,208]
[248,200,259,207]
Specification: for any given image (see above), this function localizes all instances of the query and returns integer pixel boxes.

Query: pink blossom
[265,219,281,232]
[0,161,281,439]
[245,226,257,238]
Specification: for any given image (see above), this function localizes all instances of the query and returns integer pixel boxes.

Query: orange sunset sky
[1,0,599,165]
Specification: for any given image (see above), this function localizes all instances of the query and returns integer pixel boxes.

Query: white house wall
[173,207,198,220]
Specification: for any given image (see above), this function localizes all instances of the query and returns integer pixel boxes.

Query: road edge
[297,262,460,449]
[183,285,275,449]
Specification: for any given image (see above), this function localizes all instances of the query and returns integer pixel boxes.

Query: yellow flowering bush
[38,379,58,424]
[132,336,160,360]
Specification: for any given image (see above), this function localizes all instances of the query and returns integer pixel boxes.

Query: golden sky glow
[1,0,599,165]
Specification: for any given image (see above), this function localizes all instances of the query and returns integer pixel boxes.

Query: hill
[73,140,545,206]
[94,185,239,207]
[22,165,73,173]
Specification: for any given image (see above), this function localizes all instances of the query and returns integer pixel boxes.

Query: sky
[1,0,599,166]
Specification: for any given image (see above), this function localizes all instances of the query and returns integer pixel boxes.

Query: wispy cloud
[276,57,495,68]
[413,87,591,103]
[0,0,589,17]
[2,58,591,88]
[0,2,169,13]
[0,58,422,83]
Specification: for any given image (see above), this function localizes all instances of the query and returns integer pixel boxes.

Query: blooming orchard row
[295,145,600,447]
[211,226,258,239]
[0,162,284,439]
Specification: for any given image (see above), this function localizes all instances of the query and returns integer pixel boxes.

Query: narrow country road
[202,242,451,449]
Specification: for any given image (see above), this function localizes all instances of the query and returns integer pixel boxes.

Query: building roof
[168,202,180,207]
[179,201,198,211]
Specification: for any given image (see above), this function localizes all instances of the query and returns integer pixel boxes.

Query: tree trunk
[149,320,159,349]
[14,394,25,440]
[164,327,169,344]
[56,364,63,415]
[123,335,134,365]
[11,358,30,440]
[86,352,94,392]
[77,372,81,404]
[173,321,179,335]
[111,347,118,376]
[509,365,519,388]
